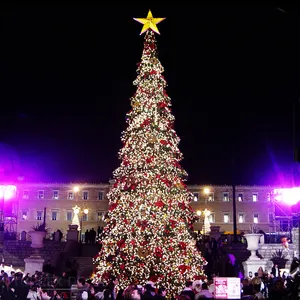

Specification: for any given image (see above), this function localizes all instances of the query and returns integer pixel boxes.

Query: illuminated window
[208,213,215,223]
[97,211,104,221]
[238,213,244,223]
[68,192,74,200]
[193,193,199,201]
[23,191,29,199]
[223,213,230,223]
[22,211,27,220]
[223,192,229,202]
[51,211,57,221]
[37,211,43,221]
[38,190,44,199]
[83,191,89,200]
[252,193,258,202]
[238,193,243,202]
[208,193,214,202]
[253,213,259,223]
[53,190,59,199]
[66,211,72,221]
[98,192,104,200]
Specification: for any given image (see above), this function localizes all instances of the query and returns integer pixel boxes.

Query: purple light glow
[273,187,300,206]
[0,185,17,201]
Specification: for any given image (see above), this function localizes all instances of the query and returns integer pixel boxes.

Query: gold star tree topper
[134,10,165,35]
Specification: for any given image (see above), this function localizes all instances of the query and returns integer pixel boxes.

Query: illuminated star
[134,10,165,35]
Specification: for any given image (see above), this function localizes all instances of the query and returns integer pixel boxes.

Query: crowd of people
[239,259,300,299]
[0,230,298,299]
[0,258,298,300]
[0,270,73,299]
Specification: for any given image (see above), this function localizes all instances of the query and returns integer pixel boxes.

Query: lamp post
[232,159,238,243]
[80,208,89,243]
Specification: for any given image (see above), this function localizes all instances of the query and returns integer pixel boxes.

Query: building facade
[189,185,275,234]
[15,183,109,241]
[1,182,291,240]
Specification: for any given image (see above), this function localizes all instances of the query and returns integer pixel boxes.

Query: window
[193,193,199,202]
[23,191,29,199]
[37,211,43,221]
[53,190,59,199]
[208,213,215,223]
[22,211,28,220]
[238,213,244,223]
[208,193,214,202]
[82,214,88,221]
[52,211,57,221]
[253,213,259,224]
[252,193,258,202]
[223,213,230,223]
[67,211,72,221]
[237,193,243,202]
[223,192,229,202]
[269,213,274,223]
[97,211,104,221]
[68,192,74,200]
[38,190,44,199]
[83,191,89,200]
[98,192,104,200]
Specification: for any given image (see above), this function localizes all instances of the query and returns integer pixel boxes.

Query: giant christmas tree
[92,10,206,297]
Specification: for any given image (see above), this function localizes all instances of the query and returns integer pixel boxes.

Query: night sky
[1,4,300,186]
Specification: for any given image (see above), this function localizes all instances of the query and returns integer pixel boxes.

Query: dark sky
[1,4,300,186]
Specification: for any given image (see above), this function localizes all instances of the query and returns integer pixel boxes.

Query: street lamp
[80,207,89,243]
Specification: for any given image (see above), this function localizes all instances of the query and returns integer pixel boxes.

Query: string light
[91,29,206,298]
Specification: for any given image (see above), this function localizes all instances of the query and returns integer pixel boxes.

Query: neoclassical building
[0,182,294,240]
